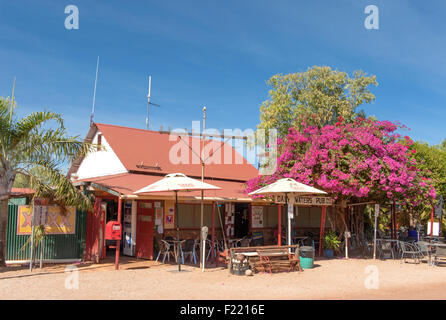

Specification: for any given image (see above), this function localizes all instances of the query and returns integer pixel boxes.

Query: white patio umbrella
[249,178,327,247]
[134,173,221,271]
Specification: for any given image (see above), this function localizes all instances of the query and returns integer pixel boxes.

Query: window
[178,204,195,227]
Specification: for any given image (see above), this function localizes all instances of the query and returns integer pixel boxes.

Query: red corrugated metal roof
[95,123,258,182]
[78,173,251,200]
[11,188,35,196]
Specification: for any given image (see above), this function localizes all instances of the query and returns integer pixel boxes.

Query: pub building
[68,123,333,263]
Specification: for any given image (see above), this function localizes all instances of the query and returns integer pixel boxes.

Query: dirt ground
[1,256,446,300]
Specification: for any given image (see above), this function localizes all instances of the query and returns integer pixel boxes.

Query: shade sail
[248,178,326,196]
[134,173,221,194]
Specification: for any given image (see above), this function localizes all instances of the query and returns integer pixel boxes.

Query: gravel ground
[1,257,446,299]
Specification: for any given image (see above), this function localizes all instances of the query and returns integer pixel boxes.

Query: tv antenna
[90,56,100,127]
[146,75,161,130]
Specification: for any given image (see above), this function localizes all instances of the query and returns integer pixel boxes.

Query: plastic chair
[378,240,395,260]
[433,246,446,266]
[399,241,424,264]
[205,239,219,261]
[156,239,175,263]
[416,241,430,260]
[240,236,251,247]
[181,239,197,264]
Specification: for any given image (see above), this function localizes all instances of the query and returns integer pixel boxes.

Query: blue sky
[0,0,445,145]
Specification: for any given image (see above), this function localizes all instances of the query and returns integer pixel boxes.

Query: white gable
[74,131,127,180]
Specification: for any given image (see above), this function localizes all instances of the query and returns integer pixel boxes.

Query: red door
[136,201,154,259]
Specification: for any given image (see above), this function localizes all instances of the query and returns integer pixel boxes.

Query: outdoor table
[167,239,185,263]
[423,236,445,242]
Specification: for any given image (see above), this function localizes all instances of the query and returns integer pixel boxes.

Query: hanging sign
[275,195,333,206]
[251,206,264,228]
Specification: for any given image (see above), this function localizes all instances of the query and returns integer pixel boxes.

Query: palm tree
[0,97,95,266]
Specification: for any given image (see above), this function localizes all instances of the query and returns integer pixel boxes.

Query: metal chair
[399,241,424,264]
[156,239,175,263]
[378,240,395,260]
[181,239,197,264]
[416,241,430,262]
[433,246,446,266]
[240,236,251,247]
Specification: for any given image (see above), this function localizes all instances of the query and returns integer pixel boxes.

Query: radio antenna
[90,56,100,127]
[146,75,161,130]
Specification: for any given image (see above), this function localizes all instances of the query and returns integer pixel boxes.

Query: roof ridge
[95,123,164,135]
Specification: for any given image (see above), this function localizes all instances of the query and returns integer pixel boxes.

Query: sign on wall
[164,206,175,229]
[251,206,264,228]
[17,205,76,235]
[155,207,164,234]
[275,195,333,206]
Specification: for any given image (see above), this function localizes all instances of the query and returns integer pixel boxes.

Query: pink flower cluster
[246,118,436,208]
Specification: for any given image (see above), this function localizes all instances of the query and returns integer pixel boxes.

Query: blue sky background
[0,0,445,145]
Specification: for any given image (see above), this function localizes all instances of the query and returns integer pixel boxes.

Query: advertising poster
[17,205,76,235]
[252,206,264,228]
[164,207,175,229]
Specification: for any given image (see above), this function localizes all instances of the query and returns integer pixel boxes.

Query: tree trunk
[0,198,7,266]
[0,168,16,266]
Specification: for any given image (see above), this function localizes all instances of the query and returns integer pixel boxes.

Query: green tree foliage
[412,141,446,200]
[412,140,446,229]
[258,66,378,138]
[0,97,95,265]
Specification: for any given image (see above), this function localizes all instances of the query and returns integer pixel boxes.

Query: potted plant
[322,231,340,258]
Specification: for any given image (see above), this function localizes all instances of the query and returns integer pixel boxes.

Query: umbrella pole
[278,204,281,246]
[175,190,181,272]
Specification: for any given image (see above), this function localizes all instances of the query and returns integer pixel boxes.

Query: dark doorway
[234,203,249,238]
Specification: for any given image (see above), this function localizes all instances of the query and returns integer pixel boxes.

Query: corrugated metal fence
[6,204,87,262]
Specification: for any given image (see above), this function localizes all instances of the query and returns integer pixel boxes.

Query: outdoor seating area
[155,233,309,276]
[372,237,446,266]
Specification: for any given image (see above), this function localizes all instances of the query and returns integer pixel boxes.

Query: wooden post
[115,196,122,270]
[430,207,434,237]
[278,204,282,246]
[318,206,326,257]
[393,202,397,239]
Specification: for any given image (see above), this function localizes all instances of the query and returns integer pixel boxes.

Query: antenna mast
[146,75,151,130]
[145,75,161,130]
[90,56,100,127]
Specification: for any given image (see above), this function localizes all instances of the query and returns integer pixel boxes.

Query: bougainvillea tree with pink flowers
[247,117,436,234]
